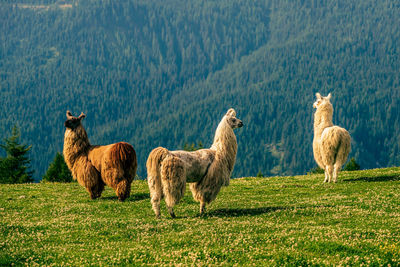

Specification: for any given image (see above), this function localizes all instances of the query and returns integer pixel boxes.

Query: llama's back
[170,149,215,183]
[89,142,137,185]
[320,126,351,167]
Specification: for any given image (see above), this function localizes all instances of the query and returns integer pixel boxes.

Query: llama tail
[110,142,137,180]
[146,147,170,218]
[335,131,351,167]
[160,154,186,211]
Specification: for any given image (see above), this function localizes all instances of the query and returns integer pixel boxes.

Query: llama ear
[226,108,236,117]
[78,112,86,120]
[66,110,73,119]
[315,93,322,99]
[326,93,332,100]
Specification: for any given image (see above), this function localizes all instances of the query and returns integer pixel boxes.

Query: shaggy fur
[146,108,243,218]
[313,93,351,183]
[63,111,137,201]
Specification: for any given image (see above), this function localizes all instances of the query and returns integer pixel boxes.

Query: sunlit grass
[1,167,400,265]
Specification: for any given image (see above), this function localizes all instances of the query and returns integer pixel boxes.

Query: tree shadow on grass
[343,175,400,183]
[100,193,149,202]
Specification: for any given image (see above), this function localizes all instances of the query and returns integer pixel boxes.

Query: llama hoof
[168,207,176,218]
[89,193,100,199]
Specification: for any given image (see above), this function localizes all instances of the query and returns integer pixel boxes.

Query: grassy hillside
[1,167,400,265]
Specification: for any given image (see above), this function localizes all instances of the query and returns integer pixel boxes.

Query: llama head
[64,111,86,130]
[225,108,243,129]
[313,93,332,109]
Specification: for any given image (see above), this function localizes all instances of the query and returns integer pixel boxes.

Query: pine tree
[343,158,361,171]
[42,152,73,182]
[0,126,34,183]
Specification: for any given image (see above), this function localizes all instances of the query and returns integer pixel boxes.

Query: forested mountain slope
[1,0,399,180]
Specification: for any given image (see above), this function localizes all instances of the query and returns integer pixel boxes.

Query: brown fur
[63,111,137,201]
[313,93,351,183]
[146,108,243,218]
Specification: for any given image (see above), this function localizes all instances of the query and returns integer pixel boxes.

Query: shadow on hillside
[100,193,149,202]
[343,175,400,183]
[206,204,335,218]
[207,207,285,217]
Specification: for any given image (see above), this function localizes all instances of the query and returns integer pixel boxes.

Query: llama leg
[190,180,222,216]
[92,180,105,199]
[152,196,161,219]
[323,168,329,183]
[167,206,176,218]
[87,183,103,199]
[88,188,98,199]
[116,180,130,201]
[325,165,333,183]
[79,163,103,199]
[200,202,207,216]
[333,164,341,183]
[148,175,162,218]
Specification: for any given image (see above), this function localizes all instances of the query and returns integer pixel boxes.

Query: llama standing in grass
[146,108,243,218]
[313,93,351,183]
[63,111,137,201]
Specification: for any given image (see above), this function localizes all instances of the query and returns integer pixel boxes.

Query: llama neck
[63,126,91,166]
[211,119,238,174]
[314,106,334,138]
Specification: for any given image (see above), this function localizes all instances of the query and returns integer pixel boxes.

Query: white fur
[146,108,243,218]
[313,93,351,182]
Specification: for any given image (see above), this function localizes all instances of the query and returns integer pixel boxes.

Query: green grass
[1,167,400,266]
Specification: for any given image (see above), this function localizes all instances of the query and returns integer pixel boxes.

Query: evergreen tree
[42,152,73,182]
[0,126,34,184]
[307,166,324,175]
[343,158,361,171]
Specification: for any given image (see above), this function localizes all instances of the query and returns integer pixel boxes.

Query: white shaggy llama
[313,93,351,183]
[146,108,243,218]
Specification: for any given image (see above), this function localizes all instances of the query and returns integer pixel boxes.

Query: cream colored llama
[313,93,351,183]
[146,108,243,218]
[63,111,137,201]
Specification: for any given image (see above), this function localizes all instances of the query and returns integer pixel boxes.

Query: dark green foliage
[256,171,264,178]
[183,141,204,152]
[0,126,34,184]
[343,157,361,171]
[0,0,399,180]
[308,166,325,175]
[42,152,73,182]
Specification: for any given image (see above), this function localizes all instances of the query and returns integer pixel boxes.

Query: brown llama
[146,108,243,218]
[313,93,351,183]
[63,111,137,201]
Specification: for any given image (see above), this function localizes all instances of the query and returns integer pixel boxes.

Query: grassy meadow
[1,167,400,266]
